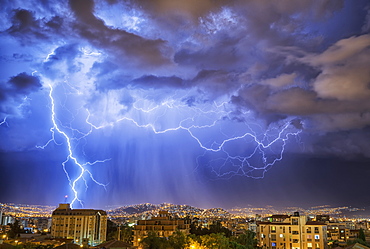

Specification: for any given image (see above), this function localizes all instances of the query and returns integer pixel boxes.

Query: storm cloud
[1,0,370,208]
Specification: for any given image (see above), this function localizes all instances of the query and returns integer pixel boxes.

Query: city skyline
[1,202,369,219]
[1,0,370,209]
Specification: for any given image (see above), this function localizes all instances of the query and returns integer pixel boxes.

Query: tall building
[133,211,190,248]
[51,204,107,246]
[257,213,327,249]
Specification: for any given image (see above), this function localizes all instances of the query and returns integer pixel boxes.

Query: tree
[234,230,257,249]
[22,243,55,249]
[140,231,170,249]
[190,220,232,237]
[118,225,133,244]
[7,220,24,239]
[359,228,366,242]
[347,238,370,247]
[199,233,231,249]
[168,231,189,249]
[106,220,118,241]
[329,240,339,248]
[208,221,232,237]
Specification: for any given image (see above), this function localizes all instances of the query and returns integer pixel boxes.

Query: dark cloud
[1,72,41,100]
[9,9,39,31]
[9,72,41,91]
[41,43,83,79]
[0,72,41,117]
[1,0,370,208]
[311,128,370,158]
[12,53,34,62]
[68,0,172,68]
[45,16,64,31]
[132,75,185,89]
[90,61,132,91]
[174,37,243,71]
[130,0,229,19]
[5,8,65,43]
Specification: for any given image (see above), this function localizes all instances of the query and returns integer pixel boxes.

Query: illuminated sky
[1,0,370,209]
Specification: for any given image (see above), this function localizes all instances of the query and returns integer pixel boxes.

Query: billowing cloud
[0,72,41,117]
[1,0,370,208]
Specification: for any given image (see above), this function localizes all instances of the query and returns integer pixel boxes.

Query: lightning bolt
[37,84,110,208]
[85,90,302,180]
[35,46,303,206]
[199,121,302,179]
[0,117,8,127]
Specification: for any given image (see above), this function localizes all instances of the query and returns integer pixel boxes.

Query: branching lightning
[37,84,110,208]
[0,117,8,127]
[36,46,302,206]
[85,91,302,179]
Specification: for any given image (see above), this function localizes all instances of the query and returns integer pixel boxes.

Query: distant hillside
[108,203,158,215]
[106,203,230,218]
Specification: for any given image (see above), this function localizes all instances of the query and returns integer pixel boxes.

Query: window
[314,235,320,240]
[314,227,319,233]
[308,242,312,248]
[315,243,320,248]
[292,231,299,235]
[292,219,298,225]
[271,235,276,241]
[280,234,284,238]
[272,242,276,247]
[293,239,299,243]
[271,226,276,233]
[307,227,312,233]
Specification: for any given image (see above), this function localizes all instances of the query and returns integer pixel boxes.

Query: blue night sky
[1,0,370,209]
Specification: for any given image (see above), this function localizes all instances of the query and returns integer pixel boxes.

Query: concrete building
[51,204,107,246]
[0,214,15,226]
[133,211,190,248]
[257,213,327,249]
[36,218,52,232]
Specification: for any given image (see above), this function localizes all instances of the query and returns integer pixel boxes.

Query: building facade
[51,204,107,246]
[257,213,327,249]
[133,211,190,248]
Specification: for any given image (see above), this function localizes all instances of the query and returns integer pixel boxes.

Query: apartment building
[257,213,327,249]
[51,204,107,246]
[133,211,190,248]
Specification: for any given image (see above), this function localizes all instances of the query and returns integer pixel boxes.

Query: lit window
[315,235,320,240]
[308,243,312,248]
[292,219,298,225]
